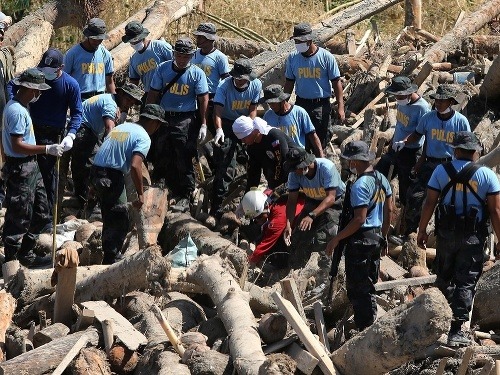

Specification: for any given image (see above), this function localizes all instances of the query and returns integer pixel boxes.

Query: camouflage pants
[2,157,51,261]
[90,166,129,264]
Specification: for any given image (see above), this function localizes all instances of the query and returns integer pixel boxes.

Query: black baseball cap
[385,76,418,96]
[284,148,315,171]
[122,21,150,44]
[38,48,64,68]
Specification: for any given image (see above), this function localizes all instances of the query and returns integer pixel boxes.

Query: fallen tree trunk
[477,142,500,167]
[462,35,500,58]
[472,263,500,329]
[331,288,452,375]
[0,292,16,362]
[187,254,266,374]
[479,53,500,100]
[217,37,272,59]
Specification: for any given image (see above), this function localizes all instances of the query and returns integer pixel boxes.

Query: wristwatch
[308,212,316,219]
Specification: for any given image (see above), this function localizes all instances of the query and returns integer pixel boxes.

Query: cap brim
[193,31,217,40]
[84,29,108,40]
[117,87,143,104]
[291,34,312,42]
[340,151,376,161]
[140,113,167,123]
[259,93,290,104]
[229,71,257,81]
[450,144,482,151]
[122,30,150,44]
[13,78,51,90]
[385,84,418,95]
[284,153,315,171]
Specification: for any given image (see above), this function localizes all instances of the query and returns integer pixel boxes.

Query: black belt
[34,124,65,134]
[296,96,330,104]
[426,156,452,163]
[5,155,36,163]
[165,110,196,117]
[81,91,105,100]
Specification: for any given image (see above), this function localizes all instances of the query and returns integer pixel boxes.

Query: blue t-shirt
[93,122,151,174]
[81,94,117,139]
[63,43,113,94]
[213,77,262,121]
[351,171,392,228]
[285,47,340,99]
[2,100,36,157]
[191,48,230,94]
[149,62,208,112]
[428,160,500,220]
[129,40,173,92]
[416,110,470,158]
[287,158,345,200]
[393,97,430,149]
[263,105,315,149]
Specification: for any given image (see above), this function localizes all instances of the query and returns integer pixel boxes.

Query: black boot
[447,320,472,347]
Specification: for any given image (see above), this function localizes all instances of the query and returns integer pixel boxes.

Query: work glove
[214,127,225,145]
[60,133,76,152]
[198,124,207,142]
[392,140,405,152]
[46,144,63,157]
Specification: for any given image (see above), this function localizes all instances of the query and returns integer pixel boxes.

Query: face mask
[39,67,58,81]
[295,42,309,53]
[438,107,451,115]
[396,98,410,106]
[349,162,357,175]
[132,41,145,51]
[302,167,309,175]
[173,59,190,70]
[233,80,249,89]
[30,92,41,103]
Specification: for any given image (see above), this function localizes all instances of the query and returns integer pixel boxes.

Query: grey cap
[340,141,375,161]
[13,68,51,90]
[291,22,313,42]
[385,76,418,96]
[140,104,167,123]
[122,21,150,44]
[429,84,459,103]
[193,22,218,41]
[451,131,482,152]
[83,18,108,40]
[259,84,290,104]
[174,38,196,54]
[229,59,257,81]
[284,148,315,171]
[117,83,144,105]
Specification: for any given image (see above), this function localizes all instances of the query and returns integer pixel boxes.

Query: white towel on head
[232,116,272,140]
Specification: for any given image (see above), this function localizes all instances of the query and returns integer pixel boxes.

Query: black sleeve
[246,146,261,192]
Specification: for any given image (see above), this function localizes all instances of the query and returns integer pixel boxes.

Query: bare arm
[417,189,439,247]
[11,135,47,155]
[146,90,161,105]
[286,190,299,226]
[382,195,394,237]
[105,74,116,95]
[284,80,295,95]
[406,131,424,145]
[197,93,209,125]
[130,154,144,209]
[332,79,345,122]
[103,117,115,136]
[214,104,223,130]
[248,103,257,119]
[308,132,324,158]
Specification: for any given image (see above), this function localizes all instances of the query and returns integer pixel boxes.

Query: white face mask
[302,167,309,175]
[173,59,190,70]
[295,42,309,53]
[39,67,58,81]
[30,92,41,103]
[233,80,249,89]
[438,106,451,115]
[396,98,410,106]
[132,41,145,51]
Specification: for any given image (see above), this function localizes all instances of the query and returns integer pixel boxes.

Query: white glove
[214,127,225,145]
[392,140,406,152]
[198,124,207,142]
[46,144,63,157]
[60,133,76,152]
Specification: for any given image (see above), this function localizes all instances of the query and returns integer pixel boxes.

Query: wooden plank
[51,334,90,375]
[379,256,407,281]
[54,266,78,327]
[271,291,338,375]
[346,29,356,55]
[478,360,494,375]
[81,300,147,351]
[102,319,114,355]
[286,342,319,375]
[374,275,437,291]
[435,357,448,375]
[414,61,434,87]
[73,308,95,332]
[496,360,500,375]
[313,301,330,352]
[457,347,474,375]
[280,278,307,323]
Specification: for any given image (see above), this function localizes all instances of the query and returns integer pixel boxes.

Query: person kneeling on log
[283,148,345,280]
[90,104,164,264]
[238,186,305,270]
[326,141,393,331]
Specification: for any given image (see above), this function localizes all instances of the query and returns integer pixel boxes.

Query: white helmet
[241,190,268,219]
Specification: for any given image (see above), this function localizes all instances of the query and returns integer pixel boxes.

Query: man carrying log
[262,84,324,158]
[399,84,470,235]
[283,148,345,275]
[209,59,262,221]
[147,38,209,213]
[326,141,393,331]
[63,18,116,100]
[2,69,63,267]
[375,76,430,232]
[123,21,173,109]
[90,104,163,264]
[284,22,345,149]
[417,131,500,347]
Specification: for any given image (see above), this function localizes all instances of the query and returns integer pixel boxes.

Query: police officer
[147,37,209,211]
[402,84,470,234]
[284,22,345,148]
[123,21,173,109]
[375,76,430,208]
[283,147,345,273]
[2,69,63,267]
[71,84,143,208]
[326,141,393,331]
[210,59,262,219]
[91,104,163,264]
[418,131,500,347]
[64,18,116,100]
[262,84,323,158]
[232,116,298,192]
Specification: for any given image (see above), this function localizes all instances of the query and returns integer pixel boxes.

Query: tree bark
[472,263,500,329]
[331,288,452,375]
[480,54,500,100]
[187,254,266,374]
[216,37,271,59]
[0,292,15,362]
[462,35,500,58]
